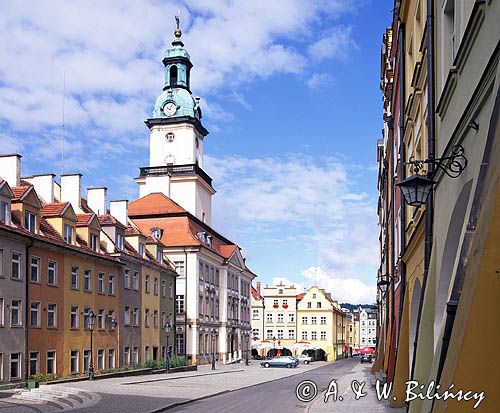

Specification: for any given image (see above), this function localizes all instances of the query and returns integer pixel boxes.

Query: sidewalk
[308,363,405,413]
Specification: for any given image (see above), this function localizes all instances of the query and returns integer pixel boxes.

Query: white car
[295,354,313,364]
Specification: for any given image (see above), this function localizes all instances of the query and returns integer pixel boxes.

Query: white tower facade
[136,20,215,225]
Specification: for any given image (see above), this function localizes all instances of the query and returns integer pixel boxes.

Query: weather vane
[174,11,182,38]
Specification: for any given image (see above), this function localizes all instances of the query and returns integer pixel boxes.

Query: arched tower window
[170,65,178,86]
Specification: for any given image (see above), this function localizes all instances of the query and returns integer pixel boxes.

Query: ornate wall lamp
[397,145,468,206]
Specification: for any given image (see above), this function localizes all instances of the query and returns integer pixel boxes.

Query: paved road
[168,359,395,413]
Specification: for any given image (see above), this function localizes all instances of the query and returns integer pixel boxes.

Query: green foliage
[30,373,58,383]
[169,357,187,368]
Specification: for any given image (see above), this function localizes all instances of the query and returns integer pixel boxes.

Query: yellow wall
[141,265,160,362]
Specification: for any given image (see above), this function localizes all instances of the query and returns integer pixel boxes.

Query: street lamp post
[211,329,216,370]
[88,310,96,381]
[245,334,249,366]
[165,320,171,374]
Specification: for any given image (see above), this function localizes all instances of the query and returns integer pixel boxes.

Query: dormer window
[0,201,10,224]
[64,224,74,244]
[139,243,145,257]
[24,210,36,233]
[116,233,124,250]
[90,233,99,252]
[150,228,163,240]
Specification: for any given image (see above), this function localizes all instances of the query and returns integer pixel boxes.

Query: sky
[0,0,393,304]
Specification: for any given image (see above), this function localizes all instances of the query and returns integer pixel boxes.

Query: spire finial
[174,13,182,38]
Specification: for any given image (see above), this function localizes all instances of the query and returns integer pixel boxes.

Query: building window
[83,350,90,373]
[321,316,326,325]
[0,201,9,224]
[156,249,162,263]
[277,329,283,339]
[47,351,56,375]
[321,331,327,340]
[124,347,130,365]
[90,233,99,252]
[70,350,79,374]
[133,308,139,326]
[277,313,284,323]
[176,295,184,314]
[307,302,312,308]
[98,272,104,293]
[47,303,57,328]
[98,309,105,330]
[144,346,150,362]
[108,274,115,295]
[0,298,4,326]
[288,313,294,323]
[0,248,3,277]
[266,313,273,323]
[283,299,288,306]
[133,347,139,364]
[24,210,36,232]
[154,277,158,295]
[174,261,185,276]
[29,352,39,376]
[84,269,92,292]
[11,252,21,279]
[252,309,259,320]
[311,317,317,325]
[153,310,158,329]
[11,299,21,326]
[48,261,57,285]
[30,256,40,283]
[138,244,144,257]
[124,307,130,325]
[97,349,105,370]
[108,349,115,369]
[83,308,91,330]
[71,266,79,289]
[30,301,40,327]
[302,316,307,325]
[145,275,150,293]
[116,233,124,250]
[312,293,316,299]
[133,272,139,290]
[317,302,321,309]
[311,331,317,341]
[266,330,273,339]
[70,306,78,328]
[10,353,21,379]
[273,299,278,306]
[64,224,73,244]
[252,328,259,338]
[302,331,307,340]
[145,309,150,328]
[124,269,130,289]
[288,330,295,339]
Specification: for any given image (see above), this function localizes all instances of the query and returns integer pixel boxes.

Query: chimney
[110,200,128,226]
[87,187,108,216]
[24,174,55,203]
[0,154,21,187]
[256,282,261,295]
[61,174,82,212]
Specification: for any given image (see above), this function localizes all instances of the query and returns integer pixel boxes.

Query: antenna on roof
[61,71,66,175]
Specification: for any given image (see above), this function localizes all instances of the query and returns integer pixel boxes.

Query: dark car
[360,354,373,363]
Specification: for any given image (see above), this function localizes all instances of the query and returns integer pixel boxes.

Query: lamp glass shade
[397,174,436,207]
[377,280,389,293]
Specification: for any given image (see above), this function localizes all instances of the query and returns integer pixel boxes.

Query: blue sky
[0,0,393,303]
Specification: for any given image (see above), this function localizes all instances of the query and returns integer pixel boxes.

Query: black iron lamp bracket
[406,145,468,178]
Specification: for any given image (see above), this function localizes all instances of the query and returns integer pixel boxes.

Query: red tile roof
[40,202,69,217]
[11,185,31,201]
[125,225,142,236]
[129,192,186,216]
[219,244,238,259]
[76,213,94,227]
[98,214,126,229]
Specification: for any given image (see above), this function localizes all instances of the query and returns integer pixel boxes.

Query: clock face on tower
[163,102,177,117]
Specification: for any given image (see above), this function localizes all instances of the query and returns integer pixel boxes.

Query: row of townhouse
[375,1,499,412]
[0,154,177,384]
[251,283,351,361]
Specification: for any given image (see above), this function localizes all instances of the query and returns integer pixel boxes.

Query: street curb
[122,369,244,385]
[147,362,329,412]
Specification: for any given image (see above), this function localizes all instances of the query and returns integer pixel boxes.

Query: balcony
[139,164,213,186]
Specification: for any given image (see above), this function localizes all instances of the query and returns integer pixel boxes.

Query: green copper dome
[150,17,201,120]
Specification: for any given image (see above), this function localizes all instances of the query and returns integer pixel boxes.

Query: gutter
[409,0,435,391]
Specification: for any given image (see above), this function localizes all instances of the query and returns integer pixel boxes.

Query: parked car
[261,356,299,368]
[295,354,313,364]
[360,354,373,363]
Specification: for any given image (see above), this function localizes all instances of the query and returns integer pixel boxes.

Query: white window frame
[47,303,57,328]
[47,260,57,285]
[30,256,40,283]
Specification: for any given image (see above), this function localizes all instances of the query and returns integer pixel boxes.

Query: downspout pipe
[434,79,500,391]
[409,0,435,385]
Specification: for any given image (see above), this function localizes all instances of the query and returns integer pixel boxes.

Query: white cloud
[307,73,335,90]
[308,26,357,62]
[205,153,378,304]
[0,0,358,172]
